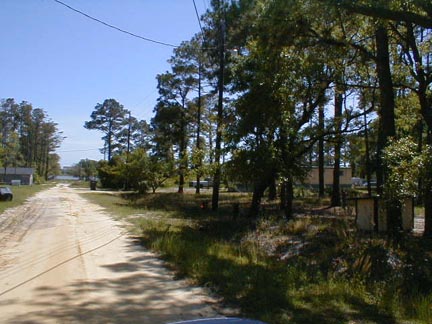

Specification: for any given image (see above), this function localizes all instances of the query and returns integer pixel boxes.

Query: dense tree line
[85,0,432,237]
[0,98,62,181]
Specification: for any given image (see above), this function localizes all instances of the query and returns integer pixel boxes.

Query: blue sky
[0,0,207,166]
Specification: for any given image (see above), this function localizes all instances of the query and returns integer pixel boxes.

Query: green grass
[80,190,432,324]
[64,180,93,189]
[84,191,141,219]
[0,183,54,214]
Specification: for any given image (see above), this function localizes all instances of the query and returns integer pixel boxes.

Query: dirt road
[0,184,219,323]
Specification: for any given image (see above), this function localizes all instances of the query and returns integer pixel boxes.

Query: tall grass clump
[411,294,432,322]
[137,215,388,323]
[138,212,432,323]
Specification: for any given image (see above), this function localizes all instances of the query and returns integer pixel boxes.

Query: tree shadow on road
[5,239,219,324]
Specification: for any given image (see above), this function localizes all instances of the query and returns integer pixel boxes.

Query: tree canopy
[81,0,432,237]
[0,98,63,180]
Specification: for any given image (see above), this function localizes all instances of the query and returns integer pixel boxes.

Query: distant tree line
[0,98,63,181]
[84,0,432,237]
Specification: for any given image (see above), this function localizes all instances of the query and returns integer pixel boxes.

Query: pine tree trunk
[249,180,268,218]
[318,104,325,198]
[424,131,432,237]
[375,25,401,233]
[280,181,287,211]
[268,177,277,201]
[284,176,294,221]
[178,106,187,194]
[331,90,343,207]
[417,121,424,204]
[405,23,432,236]
[424,185,432,237]
[195,61,202,195]
[211,4,225,211]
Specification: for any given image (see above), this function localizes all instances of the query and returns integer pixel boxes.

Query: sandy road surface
[0,184,219,323]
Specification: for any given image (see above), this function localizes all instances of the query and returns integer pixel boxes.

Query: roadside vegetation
[66,180,95,189]
[83,189,432,324]
[0,183,54,214]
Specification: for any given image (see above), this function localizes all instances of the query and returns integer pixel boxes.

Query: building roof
[1,167,34,175]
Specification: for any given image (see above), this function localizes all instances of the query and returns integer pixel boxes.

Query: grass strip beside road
[81,190,432,324]
[0,183,54,214]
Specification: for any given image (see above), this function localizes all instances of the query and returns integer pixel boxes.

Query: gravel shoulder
[0,184,219,323]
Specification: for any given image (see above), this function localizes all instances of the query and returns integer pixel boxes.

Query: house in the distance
[302,166,352,188]
[0,167,34,185]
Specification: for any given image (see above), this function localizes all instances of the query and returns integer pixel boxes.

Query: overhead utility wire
[192,0,218,51]
[192,0,204,33]
[52,0,177,47]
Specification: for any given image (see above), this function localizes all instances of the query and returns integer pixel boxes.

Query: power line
[52,0,178,48]
[192,0,203,34]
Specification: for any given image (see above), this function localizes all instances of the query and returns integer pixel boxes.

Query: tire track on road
[0,233,125,297]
